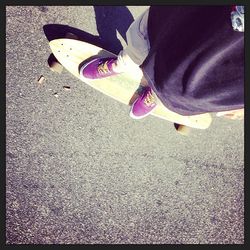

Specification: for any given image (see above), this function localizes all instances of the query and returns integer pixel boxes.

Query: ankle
[112,61,123,73]
[140,75,149,87]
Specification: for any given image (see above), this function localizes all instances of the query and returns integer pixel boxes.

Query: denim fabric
[116,8,150,74]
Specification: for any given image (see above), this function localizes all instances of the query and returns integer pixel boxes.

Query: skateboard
[48,37,212,132]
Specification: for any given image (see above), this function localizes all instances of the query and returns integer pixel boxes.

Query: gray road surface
[6,6,244,244]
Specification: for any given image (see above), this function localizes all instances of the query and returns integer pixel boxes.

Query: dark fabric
[140,6,244,115]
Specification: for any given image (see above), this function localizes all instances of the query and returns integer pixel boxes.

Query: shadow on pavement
[43,6,134,55]
[94,6,134,54]
[43,24,105,48]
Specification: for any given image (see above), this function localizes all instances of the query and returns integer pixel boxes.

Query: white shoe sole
[129,101,157,120]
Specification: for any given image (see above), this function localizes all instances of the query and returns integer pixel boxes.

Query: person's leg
[113,8,150,77]
[80,8,157,119]
[117,9,158,118]
[80,8,150,79]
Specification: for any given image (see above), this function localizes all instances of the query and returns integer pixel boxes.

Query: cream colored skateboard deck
[49,38,212,129]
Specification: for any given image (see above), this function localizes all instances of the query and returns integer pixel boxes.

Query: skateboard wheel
[48,53,63,73]
[174,123,191,136]
[65,32,79,40]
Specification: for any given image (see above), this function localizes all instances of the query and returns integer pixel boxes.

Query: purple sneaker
[130,87,157,119]
[80,57,119,79]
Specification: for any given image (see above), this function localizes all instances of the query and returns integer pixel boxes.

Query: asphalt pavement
[6,6,244,244]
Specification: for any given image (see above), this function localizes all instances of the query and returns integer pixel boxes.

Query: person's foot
[79,57,120,79]
[129,86,157,119]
